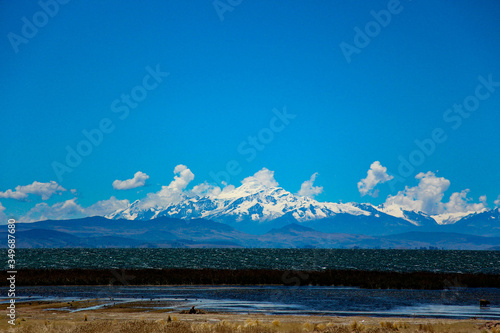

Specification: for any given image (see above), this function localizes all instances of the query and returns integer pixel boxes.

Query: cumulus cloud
[18,196,131,222]
[85,196,130,216]
[241,168,279,187]
[0,181,66,200]
[384,171,486,215]
[189,182,222,197]
[136,167,279,211]
[297,172,323,198]
[221,184,236,194]
[494,195,500,208]
[443,190,486,214]
[0,189,25,200]
[20,198,85,222]
[358,161,393,197]
[16,164,217,221]
[0,202,6,222]
[163,165,195,194]
[137,165,195,210]
[384,172,450,215]
[112,171,149,190]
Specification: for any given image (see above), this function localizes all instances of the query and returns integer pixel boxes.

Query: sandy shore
[3,300,500,332]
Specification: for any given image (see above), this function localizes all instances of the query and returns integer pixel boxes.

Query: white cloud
[0,202,6,222]
[164,165,195,193]
[137,166,277,211]
[358,161,393,197]
[0,181,66,200]
[384,171,486,215]
[384,172,450,215]
[494,195,500,208]
[19,196,130,222]
[221,184,236,194]
[85,196,130,216]
[297,172,323,198]
[241,168,278,187]
[20,198,85,222]
[112,171,149,190]
[137,165,195,210]
[189,182,222,197]
[443,190,486,214]
[0,189,25,200]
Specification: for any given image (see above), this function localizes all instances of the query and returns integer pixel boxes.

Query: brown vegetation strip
[4,268,500,289]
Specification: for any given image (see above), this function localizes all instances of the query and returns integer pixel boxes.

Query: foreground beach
[3,300,500,332]
[4,266,499,330]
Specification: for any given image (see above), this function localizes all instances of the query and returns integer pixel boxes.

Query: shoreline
[3,300,500,333]
[4,268,500,289]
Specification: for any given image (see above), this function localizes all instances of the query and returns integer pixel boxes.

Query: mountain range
[3,216,500,250]
[107,181,499,236]
[4,181,499,249]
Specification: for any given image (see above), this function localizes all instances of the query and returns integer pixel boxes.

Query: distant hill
[3,217,500,249]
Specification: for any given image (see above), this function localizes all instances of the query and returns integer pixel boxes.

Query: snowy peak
[377,203,489,227]
[108,183,371,223]
[377,204,425,226]
[431,211,479,225]
[106,182,497,237]
[217,182,274,199]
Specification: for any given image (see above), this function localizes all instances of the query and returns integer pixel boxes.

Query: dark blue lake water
[8,248,500,273]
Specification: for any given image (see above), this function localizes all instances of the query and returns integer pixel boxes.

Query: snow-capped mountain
[444,208,500,237]
[108,182,370,224]
[378,203,447,227]
[107,182,499,236]
[430,211,483,225]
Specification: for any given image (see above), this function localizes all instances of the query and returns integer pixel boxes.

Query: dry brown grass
[6,318,495,333]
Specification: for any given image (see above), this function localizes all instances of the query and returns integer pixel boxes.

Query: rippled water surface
[8,248,500,273]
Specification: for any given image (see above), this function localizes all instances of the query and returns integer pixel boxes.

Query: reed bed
[4,268,500,289]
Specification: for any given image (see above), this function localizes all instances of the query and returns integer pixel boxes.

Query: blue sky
[1,0,499,221]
